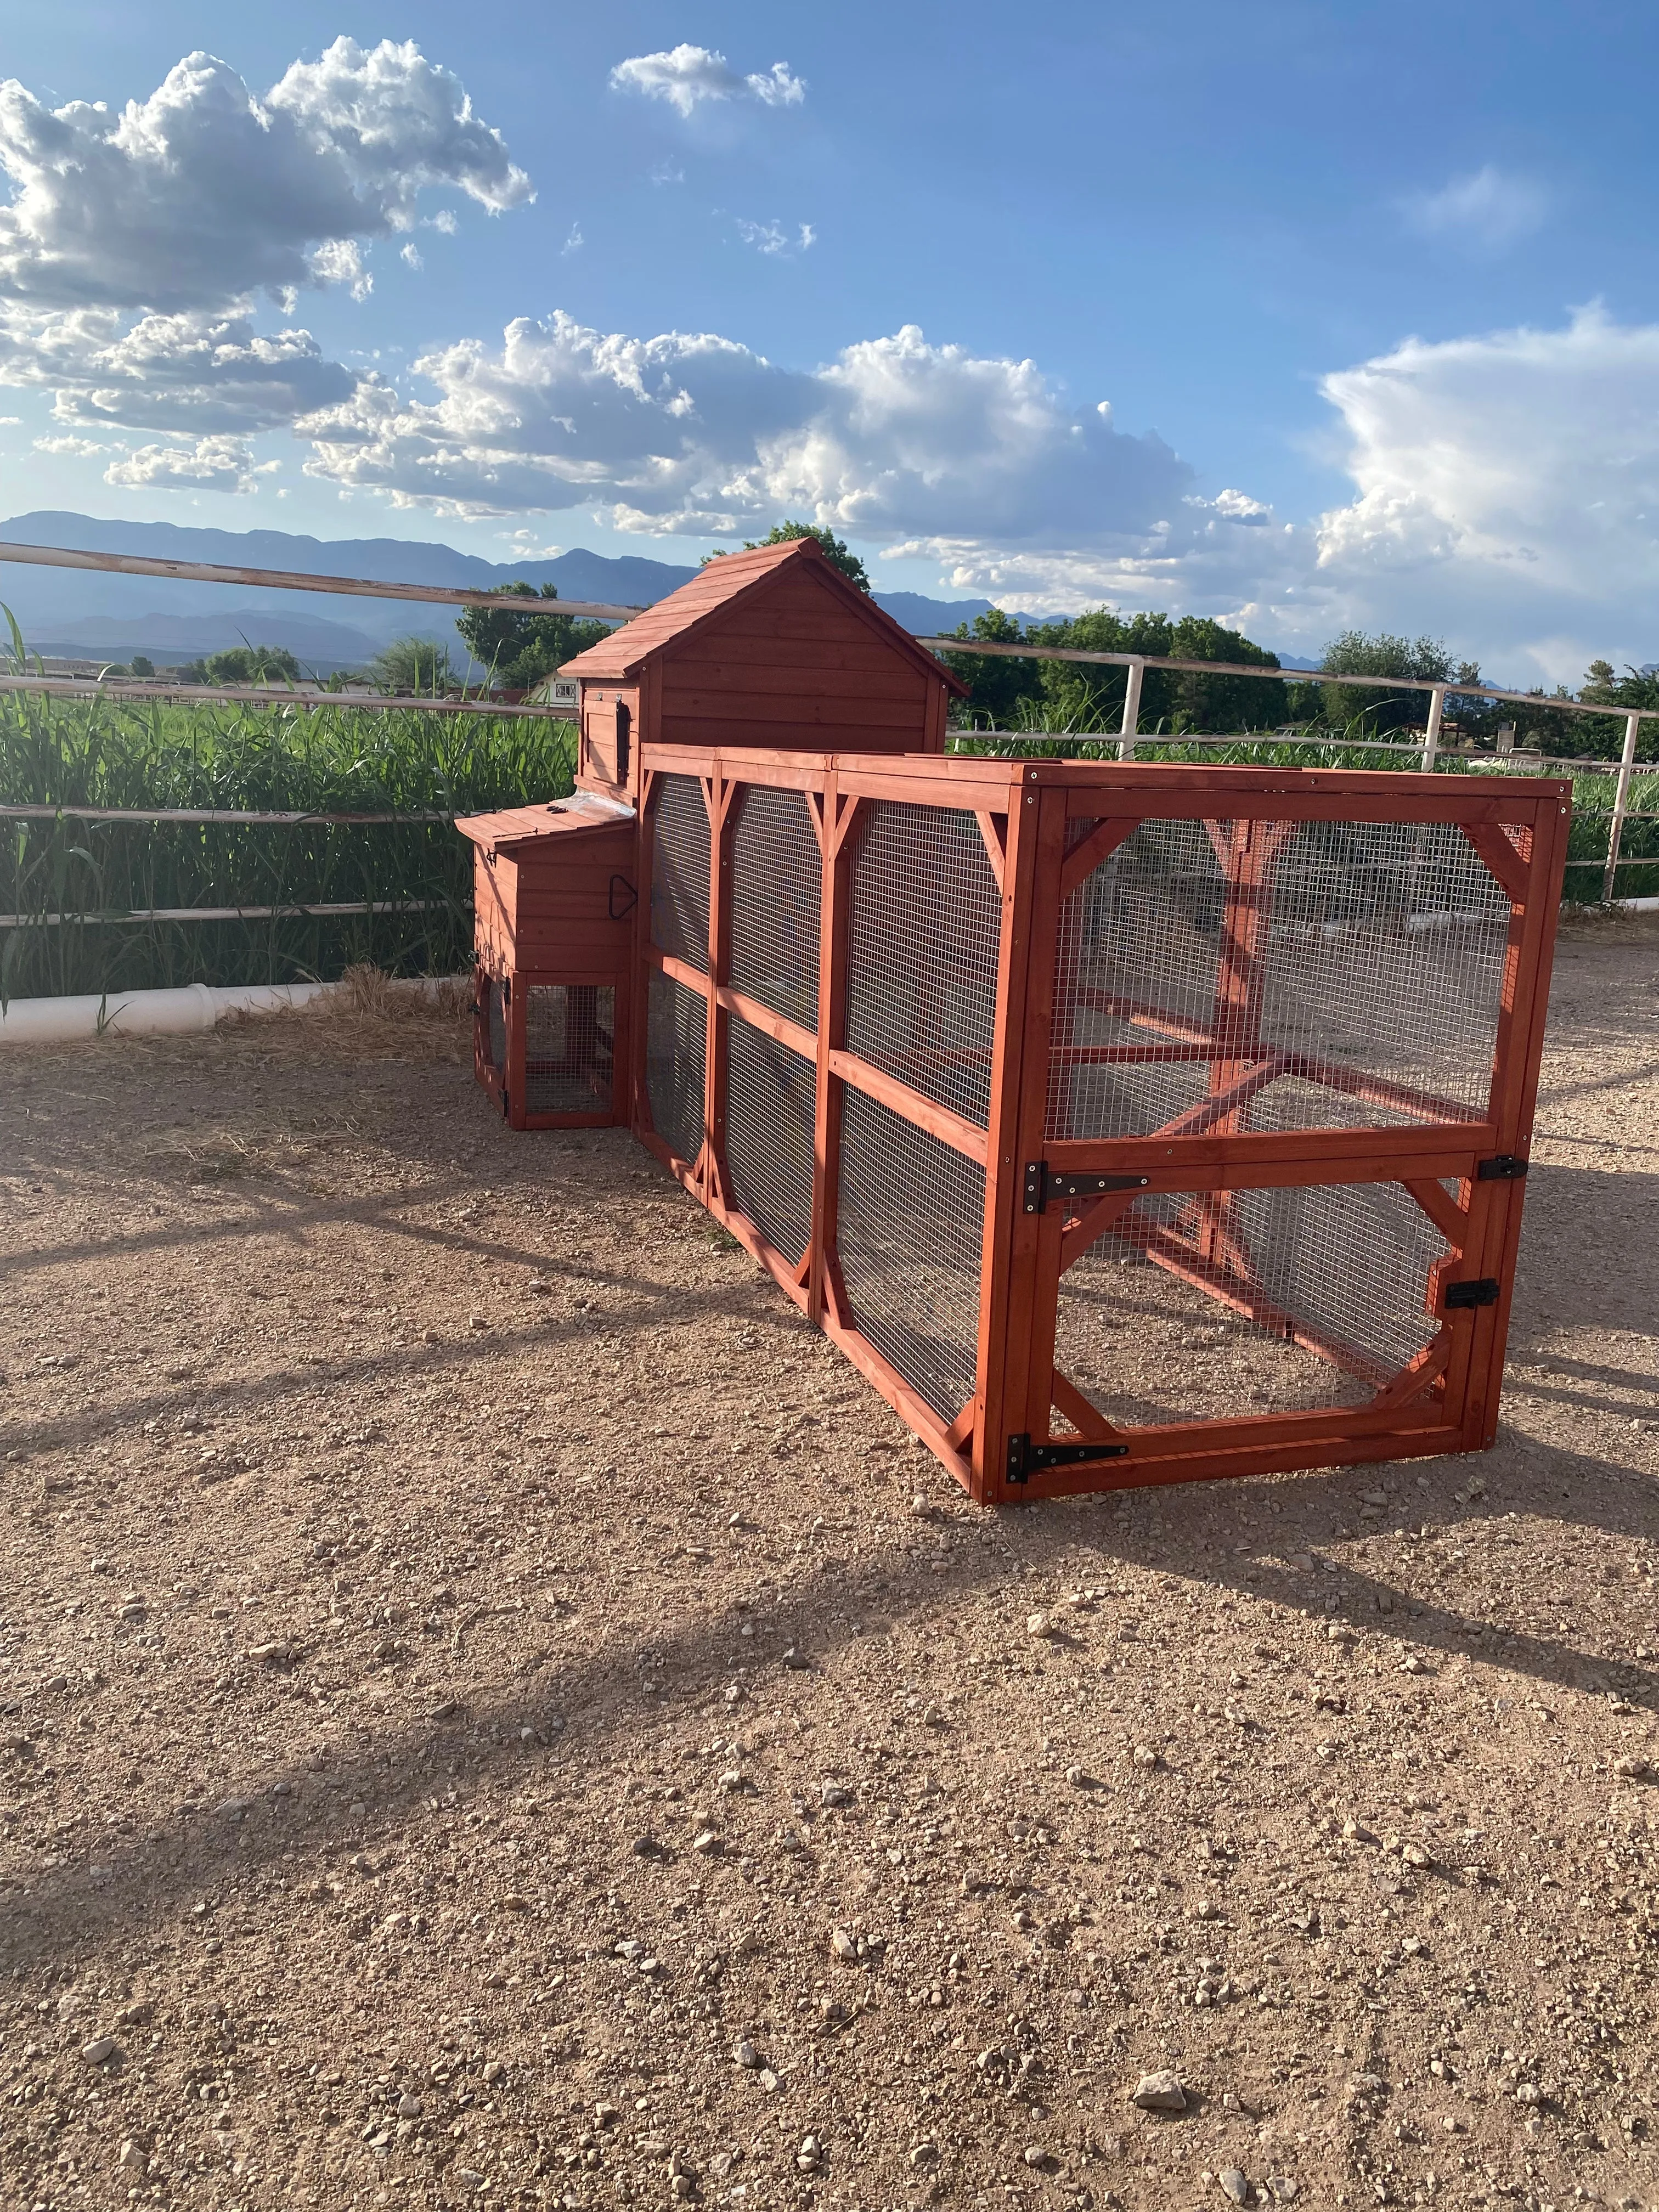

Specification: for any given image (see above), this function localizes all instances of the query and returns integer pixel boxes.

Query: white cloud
[609,46,805,119]
[1306,304,1659,677]
[308,240,372,302]
[295,315,1240,585]
[0,41,531,315]
[562,223,584,257]
[1403,165,1547,251]
[0,42,529,463]
[32,431,106,456]
[104,432,277,492]
[735,218,815,257]
[400,243,423,270]
[0,307,357,434]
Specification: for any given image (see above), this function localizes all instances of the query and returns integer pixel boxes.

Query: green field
[3,685,1654,1004]
[0,681,575,1002]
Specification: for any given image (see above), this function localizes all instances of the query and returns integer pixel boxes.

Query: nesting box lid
[557,534,969,696]
[454,788,635,857]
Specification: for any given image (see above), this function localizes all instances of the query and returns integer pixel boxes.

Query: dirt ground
[0,926,1655,2212]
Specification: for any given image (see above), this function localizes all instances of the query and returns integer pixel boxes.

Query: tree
[944,607,1282,734]
[940,608,1035,727]
[202,644,303,686]
[371,636,455,695]
[128,654,155,678]
[1316,631,1482,735]
[454,582,613,689]
[704,520,871,593]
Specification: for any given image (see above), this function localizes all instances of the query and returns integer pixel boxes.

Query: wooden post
[810,782,861,1332]
[970,767,1043,1503]
[705,769,736,1210]
[1602,710,1643,904]
[1116,658,1145,761]
[1422,685,1446,772]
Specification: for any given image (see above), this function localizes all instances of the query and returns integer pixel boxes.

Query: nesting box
[456,791,636,1128]
[560,534,966,805]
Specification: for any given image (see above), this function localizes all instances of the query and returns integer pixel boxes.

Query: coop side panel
[472,848,517,975]
[508,823,637,977]
[656,566,936,754]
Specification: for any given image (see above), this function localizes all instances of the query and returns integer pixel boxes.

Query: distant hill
[0,511,1008,673]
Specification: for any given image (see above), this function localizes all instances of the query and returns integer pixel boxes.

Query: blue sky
[2,2,1658,676]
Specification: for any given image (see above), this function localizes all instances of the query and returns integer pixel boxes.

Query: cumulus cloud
[1403,165,1547,251]
[609,46,805,118]
[0,307,357,435]
[32,432,106,456]
[103,433,276,493]
[735,218,815,257]
[0,41,530,315]
[1307,304,1659,675]
[292,316,1214,550]
[0,42,530,483]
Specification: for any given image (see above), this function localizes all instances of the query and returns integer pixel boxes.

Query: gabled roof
[560,534,968,695]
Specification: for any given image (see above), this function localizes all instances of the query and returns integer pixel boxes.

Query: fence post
[1117,658,1144,762]
[1421,685,1446,772]
[1602,710,1643,904]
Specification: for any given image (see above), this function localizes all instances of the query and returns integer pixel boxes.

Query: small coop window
[486,975,507,1075]
[523,984,615,1118]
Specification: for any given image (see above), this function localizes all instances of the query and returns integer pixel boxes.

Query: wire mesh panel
[725,1017,815,1266]
[1048,819,1230,1141]
[651,773,712,968]
[1053,1181,1448,1429]
[1254,820,1513,1126]
[846,803,1002,1126]
[523,984,614,1116]
[646,967,707,1170]
[728,785,822,1026]
[836,1086,985,1421]
[1049,815,1514,1142]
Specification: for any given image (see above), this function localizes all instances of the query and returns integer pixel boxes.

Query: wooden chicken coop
[458,537,1570,1503]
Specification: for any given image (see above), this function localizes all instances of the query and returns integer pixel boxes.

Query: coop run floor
[0,921,1655,2212]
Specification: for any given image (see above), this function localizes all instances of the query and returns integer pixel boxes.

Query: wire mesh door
[999,785,1560,1497]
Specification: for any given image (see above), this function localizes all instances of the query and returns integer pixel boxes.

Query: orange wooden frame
[613,748,1567,1505]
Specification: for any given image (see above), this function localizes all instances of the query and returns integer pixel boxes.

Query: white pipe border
[0,979,332,1046]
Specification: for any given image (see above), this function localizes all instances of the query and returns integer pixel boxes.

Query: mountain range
[0,511,1010,673]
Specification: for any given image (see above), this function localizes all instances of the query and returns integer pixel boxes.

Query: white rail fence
[0,539,1651,916]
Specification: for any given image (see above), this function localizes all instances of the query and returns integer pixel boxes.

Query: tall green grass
[1,673,575,1001]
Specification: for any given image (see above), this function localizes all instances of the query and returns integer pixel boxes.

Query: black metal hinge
[1006,1432,1131,1484]
[1022,1163,1149,1215]
[608,873,637,921]
[1443,1277,1502,1310]
[1476,1155,1529,1180]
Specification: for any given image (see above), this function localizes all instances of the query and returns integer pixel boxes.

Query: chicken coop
[460,538,1570,1503]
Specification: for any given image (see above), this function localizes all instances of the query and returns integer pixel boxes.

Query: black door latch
[1442,1277,1501,1310]
[1476,1155,1529,1180]
[1023,1163,1149,1215]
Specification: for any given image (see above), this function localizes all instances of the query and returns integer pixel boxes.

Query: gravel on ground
[0,926,1655,2212]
